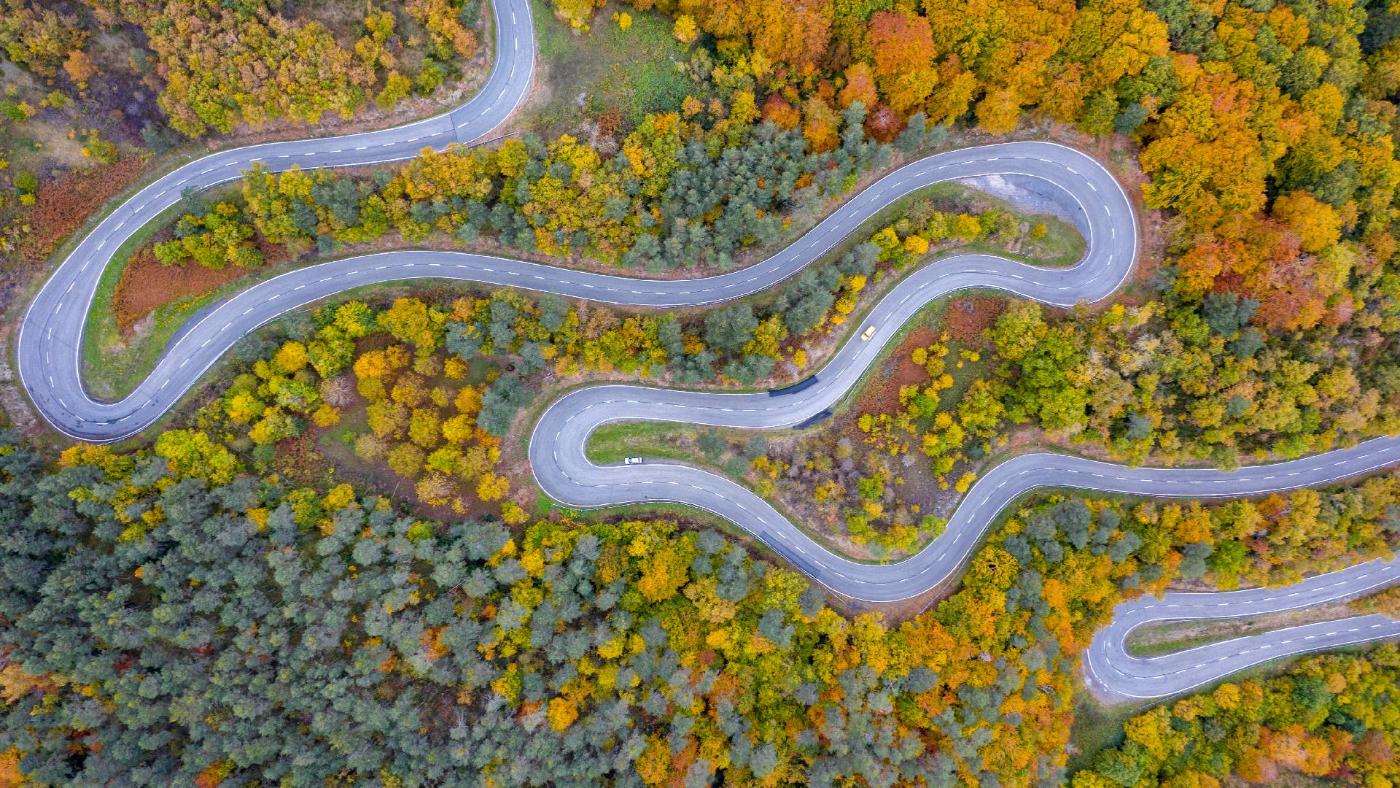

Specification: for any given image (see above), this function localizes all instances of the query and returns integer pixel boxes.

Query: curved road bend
[15,0,537,441]
[13,0,1398,698]
[1085,558,1400,701]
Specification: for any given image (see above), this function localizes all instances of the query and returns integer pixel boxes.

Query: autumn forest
[0,0,1398,783]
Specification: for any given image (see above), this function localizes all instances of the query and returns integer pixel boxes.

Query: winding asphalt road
[1085,558,1400,700]
[14,0,1399,700]
[16,0,536,440]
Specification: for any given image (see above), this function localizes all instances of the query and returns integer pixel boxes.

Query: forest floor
[297,342,506,524]
[517,0,696,139]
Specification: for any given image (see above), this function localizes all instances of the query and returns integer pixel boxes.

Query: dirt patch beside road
[112,246,257,334]
[944,297,1003,346]
[8,157,148,289]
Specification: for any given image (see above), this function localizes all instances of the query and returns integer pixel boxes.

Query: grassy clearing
[6,123,86,174]
[1067,690,1143,772]
[920,181,1085,268]
[1125,623,1244,658]
[1124,603,1356,657]
[938,343,992,407]
[585,420,698,464]
[586,420,784,471]
[1023,213,1083,267]
[86,268,267,400]
[526,0,696,136]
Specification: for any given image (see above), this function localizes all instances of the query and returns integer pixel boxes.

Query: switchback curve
[1085,559,1400,701]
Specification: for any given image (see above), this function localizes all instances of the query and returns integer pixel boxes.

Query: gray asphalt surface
[1085,558,1400,700]
[14,0,1398,700]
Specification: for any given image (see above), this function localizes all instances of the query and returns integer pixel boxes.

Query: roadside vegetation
[69,0,1400,486]
[1,429,1396,783]
[161,196,1035,523]
[1075,646,1400,784]
[85,158,1065,398]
